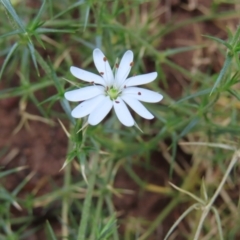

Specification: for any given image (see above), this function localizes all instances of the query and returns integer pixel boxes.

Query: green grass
[1,0,240,239]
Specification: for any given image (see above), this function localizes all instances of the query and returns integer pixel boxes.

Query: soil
[0,0,239,239]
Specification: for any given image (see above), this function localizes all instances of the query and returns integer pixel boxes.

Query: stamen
[130,62,134,67]
[138,92,141,95]
[116,63,119,68]
[90,81,95,85]
[100,72,104,75]
[115,101,120,103]
[103,57,107,62]
[124,85,126,88]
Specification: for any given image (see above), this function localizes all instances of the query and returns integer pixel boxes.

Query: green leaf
[231,25,240,47]
[170,132,177,178]
[31,0,46,28]
[60,99,76,125]
[35,52,63,93]
[0,188,19,206]
[164,203,201,240]
[29,93,48,118]
[83,5,90,31]
[1,0,26,32]
[41,59,76,123]
[179,117,199,138]
[45,221,57,240]
[72,36,95,49]
[234,52,240,69]
[34,52,75,122]
[52,0,85,20]
[36,28,75,33]
[0,166,27,178]
[47,58,64,92]
[27,42,39,76]
[211,207,224,240]
[125,164,147,188]
[48,0,53,18]
[203,34,232,50]
[74,120,84,143]
[61,150,76,170]
[97,216,117,240]
[210,54,232,95]
[77,152,88,184]
[0,147,8,159]
[228,89,240,101]
[0,29,22,39]
[0,42,19,81]
[200,178,208,202]
[0,81,52,99]
[175,88,212,104]
[32,33,46,50]
[38,94,60,106]
[163,45,203,57]
[12,172,34,196]
[226,27,233,40]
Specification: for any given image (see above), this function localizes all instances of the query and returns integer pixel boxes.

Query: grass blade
[46,221,57,240]
[203,34,232,50]
[83,5,90,31]
[31,0,46,26]
[0,42,18,80]
[52,0,85,20]
[1,0,26,32]
[0,166,27,178]
[0,29,22,39]
[27,42,39,76]
[210,54,232,95]
[164,203,201,240]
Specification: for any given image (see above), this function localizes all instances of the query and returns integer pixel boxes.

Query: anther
[103,57,107,62]
[116,63,119,68]
[115,101,120,103]
[100,72,104,75]
[130,62,134,67]
[90,81,94,84]
[124,85,126,88]
[138,92,141,95]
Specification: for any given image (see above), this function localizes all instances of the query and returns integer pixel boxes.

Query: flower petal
[70,66,105,86]
[64,86,104,102]
[113,97,134,127]
[93,48,114,86]
[88,96,113,125]
[115,50,134,87]
[122,87,163,103]
[71,95,106,118]
[121,95,154,119]
[125,72,157,87]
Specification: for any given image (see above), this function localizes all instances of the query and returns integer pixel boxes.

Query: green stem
[89,195,104,240]
[90,158,115,240]
[210,54,232,95]
[193,151,240,240]
[61,164,71,239]
[61,133,73,239]
[139,198,180,240]
[77,153,99,240]
[105,195,119,240]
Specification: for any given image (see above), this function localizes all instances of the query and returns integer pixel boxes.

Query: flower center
[106,87,120,100]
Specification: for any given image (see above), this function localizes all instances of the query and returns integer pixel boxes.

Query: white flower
[64,48,163,127]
